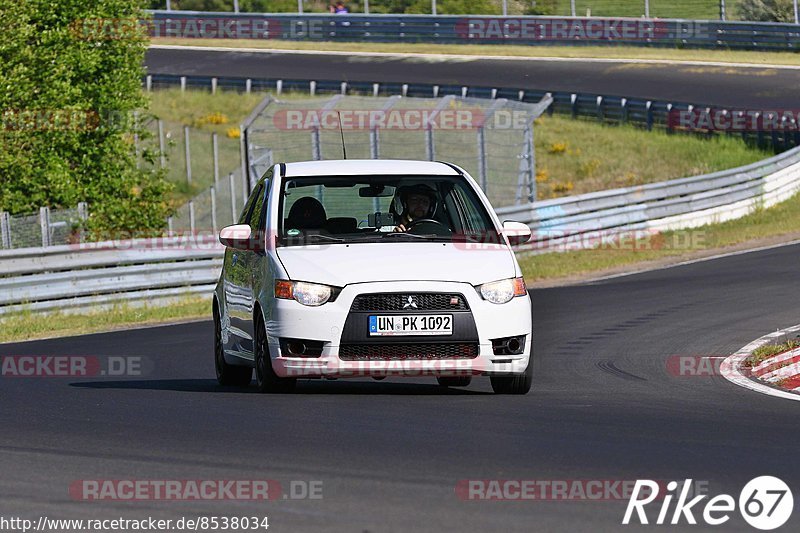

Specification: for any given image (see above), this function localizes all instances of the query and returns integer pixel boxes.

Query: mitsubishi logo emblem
[403,296,418,309]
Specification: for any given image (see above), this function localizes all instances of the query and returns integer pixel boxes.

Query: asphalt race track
[3,243,800,531]
[145,47,800,109]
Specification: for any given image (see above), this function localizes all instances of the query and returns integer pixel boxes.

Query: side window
[238,183,263,225]
[451,185,484,233]
[249,182,269,232]
[250,168,273,232]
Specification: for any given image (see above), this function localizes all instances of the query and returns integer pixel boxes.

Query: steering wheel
[405,218,450,232]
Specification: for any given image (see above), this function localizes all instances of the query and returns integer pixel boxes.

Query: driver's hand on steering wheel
[393,215,411,233]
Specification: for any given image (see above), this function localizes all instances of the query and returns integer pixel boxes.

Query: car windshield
[278,175,500,246]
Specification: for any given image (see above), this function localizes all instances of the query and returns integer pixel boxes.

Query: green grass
[744,339,800,368]
[0,297,210,345]
[519,190,800,281]
[152,38,800,67]
[532,115,768,199]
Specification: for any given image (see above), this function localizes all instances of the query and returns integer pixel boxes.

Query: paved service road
[3,244,800,531]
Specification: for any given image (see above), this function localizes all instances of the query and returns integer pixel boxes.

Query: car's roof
[282,159,460,177]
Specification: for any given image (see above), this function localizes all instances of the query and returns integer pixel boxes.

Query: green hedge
[0,0,171,235]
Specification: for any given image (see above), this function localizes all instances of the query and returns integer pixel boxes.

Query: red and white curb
[721,324,800,402]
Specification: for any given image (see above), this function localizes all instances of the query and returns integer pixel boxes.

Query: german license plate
[369,315,453,336]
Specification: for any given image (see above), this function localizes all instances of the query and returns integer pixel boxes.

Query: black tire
[214,304,253,387]
[254,311,296,394]
[490,357,533,395]
[436,376,472,387]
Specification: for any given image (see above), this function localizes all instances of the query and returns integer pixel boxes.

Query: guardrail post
[189,200,196,235]
[168,216,173,236]
[666,103,674,134]
[570,0,576,17]
[212,133,220,185]
[645,0,650,18]
[211,77,217,94]
[158,120,166,169]
[146,75,152,92]
[596,96,604,122]
[180,76,186,93]
[276,80,282,95]
[795,0,799,25]
[646,101,654,131]
[373,83,380,97]
[184,126,192,184]
[621,98,628,124]
[0,211,11,249]
[720,0,726,21]
[402,84,408,97]
[246,79,252,94]
[425,126,435,161]
[310,81,316,96]
[341,82,347,95]
[571,93,578,119]
[40,207,51,248]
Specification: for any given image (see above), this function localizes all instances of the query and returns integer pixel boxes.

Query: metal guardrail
[3,144,800,315]
[498,144,800,252]
[0,243,223,316]
[148,11,800,50]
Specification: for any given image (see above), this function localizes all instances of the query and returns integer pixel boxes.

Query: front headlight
[275,280,333,306]
[478,277,527,304]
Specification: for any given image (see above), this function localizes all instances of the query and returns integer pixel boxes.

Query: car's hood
[276,242,517,287]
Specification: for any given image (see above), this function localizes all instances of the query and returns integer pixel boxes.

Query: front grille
[339,343,479,360]
[350,293,469,312]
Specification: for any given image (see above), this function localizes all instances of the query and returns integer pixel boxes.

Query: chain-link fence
[244,94,551,208]
[0,204,88,250]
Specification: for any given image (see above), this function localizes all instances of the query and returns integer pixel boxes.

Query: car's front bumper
[263,280,532,378]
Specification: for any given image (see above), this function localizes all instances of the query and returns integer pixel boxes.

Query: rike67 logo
[623,477,793,530]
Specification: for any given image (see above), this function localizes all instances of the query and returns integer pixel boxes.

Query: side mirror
[219,224,261,252]
[502,221,532,246]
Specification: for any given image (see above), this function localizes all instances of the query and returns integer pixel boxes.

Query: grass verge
[743,339,800,369]
[518,190,800,282]
[0,297,210,345]
[152,38,800,67]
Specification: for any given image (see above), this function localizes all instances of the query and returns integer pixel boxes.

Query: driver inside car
[392,184,440,233]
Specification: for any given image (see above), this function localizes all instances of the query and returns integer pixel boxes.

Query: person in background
[333,1,349,14]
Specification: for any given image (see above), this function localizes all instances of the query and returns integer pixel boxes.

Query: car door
[222,181,265,362]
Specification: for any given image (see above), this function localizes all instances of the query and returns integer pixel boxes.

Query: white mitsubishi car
[213,160,533,394]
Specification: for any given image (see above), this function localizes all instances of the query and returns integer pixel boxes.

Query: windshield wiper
[292,234,346,243]
[381,232,449,240]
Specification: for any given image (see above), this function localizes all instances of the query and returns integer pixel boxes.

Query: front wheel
[254,312,296,394]
[490,361,533,395]
[214,304,253,387]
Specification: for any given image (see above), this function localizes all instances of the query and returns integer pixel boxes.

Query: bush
[737,0,797,22]
[0,0,171,234]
